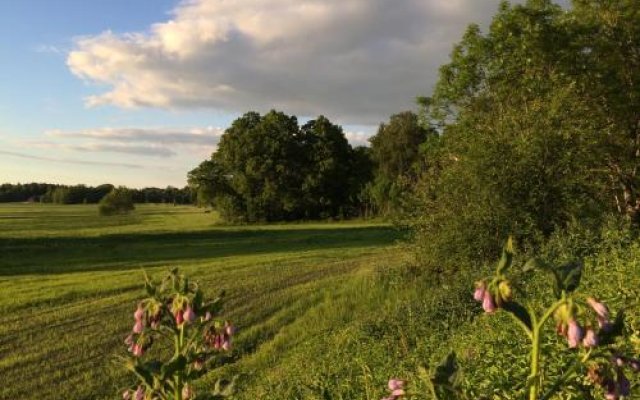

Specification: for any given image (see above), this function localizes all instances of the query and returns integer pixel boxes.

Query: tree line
[0,183,194,205]
[187,111,428,222]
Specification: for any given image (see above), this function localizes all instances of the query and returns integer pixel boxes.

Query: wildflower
[134,386,145,400]
[382,379,406,399]
[174,309,184,326]
[134,305,145,321]
[203,311,212,322]
[193,358,204,371]
[482,290,496,313]
[222,338,231,351]
[183,306,196,324]
[582,328,598,348]
[225,321,235,336]
[567,319,583,348]
[473,281,486,302]
[133,320,144,334]
[122,390,131,400]
[388,379,405,391]
[629,358,640,372]
[587,297,610,320]
[132,343,144,357]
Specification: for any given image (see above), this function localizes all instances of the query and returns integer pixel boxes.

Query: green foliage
[188,111,373,222]
[368,111,432,216]
[99,187,135,216]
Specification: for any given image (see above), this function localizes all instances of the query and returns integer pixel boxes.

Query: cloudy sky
[1,0,512,188]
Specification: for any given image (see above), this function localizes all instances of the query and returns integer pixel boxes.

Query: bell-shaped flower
[183,306,196,324]
[582,328,598,348]
[134,305,145,322]
[567,319,583,348]
[482,290,496,313]
[388,379,405,391]
[133,320,144,334]
[587,297,610,320]
[134,386,145,400]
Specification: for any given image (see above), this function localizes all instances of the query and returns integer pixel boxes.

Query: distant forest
[0,183,193,205]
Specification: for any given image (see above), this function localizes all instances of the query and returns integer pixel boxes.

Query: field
[2,204,639,400]
[0,204,407,399]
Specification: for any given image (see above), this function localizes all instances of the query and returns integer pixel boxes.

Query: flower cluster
[119,269,235,400]
[554,297,612,350]
[381,379,405,400]
[473,279,512,313]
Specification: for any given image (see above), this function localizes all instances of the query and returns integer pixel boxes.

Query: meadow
[1,204,639,399]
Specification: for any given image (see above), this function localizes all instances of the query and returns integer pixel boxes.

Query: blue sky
[0,0,509,188]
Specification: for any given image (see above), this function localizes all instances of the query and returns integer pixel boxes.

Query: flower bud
[482,290,496,313]
[582,328,598,348]
[567,319,583,348]
[498,280,512,303]
[175,310,184,326]
[122,390,131,400]
[133,320,144,334]
[629,359,640,372]
[183,306,196,324]
[473,281,486,302]
[203,311,212,322]
[193,358,205,371]
[124,334,134,346]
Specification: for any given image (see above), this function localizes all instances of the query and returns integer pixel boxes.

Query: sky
[1,0,516,188]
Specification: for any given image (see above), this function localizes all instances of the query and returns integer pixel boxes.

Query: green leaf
[599,309,625,346]
[558,261,582,293]
[160,355,187,380]
[496,236,514,274]
[125,360,155,388]
[502,301,533,331]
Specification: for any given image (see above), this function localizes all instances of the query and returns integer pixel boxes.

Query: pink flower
[203,311,212,322]
[473,282,486,302]
[587,297,609,320]
[133,320,144,334]
[134,305,145,321]
[567,319,583,348]
[482,291,496,313]
[183,306,196,324]
[629,358,640,372]
[174,310,184,326]
[225,322,236,336]
[134,386,145,400]
[222,339,231,351]
[582,328,598,348]
[132,343,144,357]
[388,379,405,391]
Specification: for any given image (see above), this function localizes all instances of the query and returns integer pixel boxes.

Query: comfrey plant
[471,238,637,400]
[120,269,235,400]
[382,238,638,400]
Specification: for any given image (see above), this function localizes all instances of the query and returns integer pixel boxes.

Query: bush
[98,187,135,216]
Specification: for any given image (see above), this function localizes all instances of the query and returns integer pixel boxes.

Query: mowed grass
[0,203,404,399]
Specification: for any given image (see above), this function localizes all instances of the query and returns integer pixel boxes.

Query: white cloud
[67,0,508,125]
[344,131,372,147]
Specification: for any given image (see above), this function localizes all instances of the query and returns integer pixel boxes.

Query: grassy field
[2,204,639,399]
[0,203,406,399]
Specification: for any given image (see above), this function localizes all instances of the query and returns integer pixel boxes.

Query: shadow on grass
[0,226,400,276]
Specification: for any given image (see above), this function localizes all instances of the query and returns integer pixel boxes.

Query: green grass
[1,204,639,399]
[0,203,403,399]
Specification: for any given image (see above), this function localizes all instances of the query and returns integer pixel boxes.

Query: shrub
[98,187,135,216]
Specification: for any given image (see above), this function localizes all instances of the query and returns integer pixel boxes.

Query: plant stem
[529,324,542,400]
